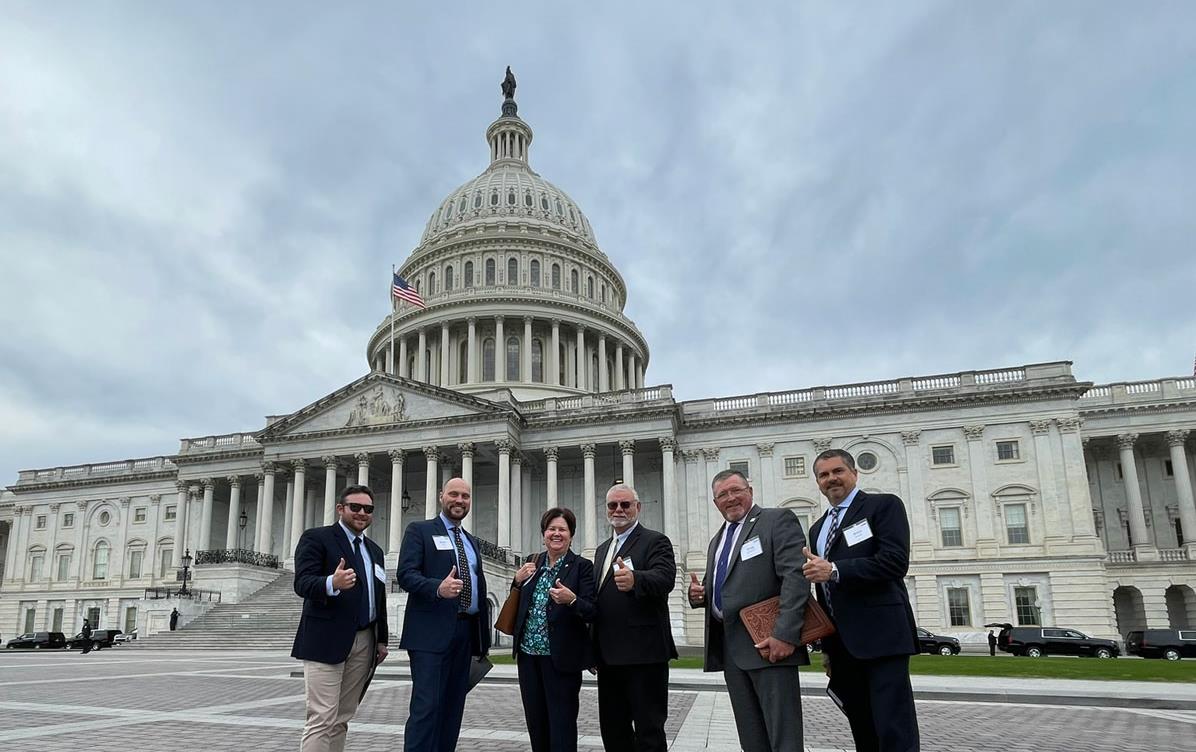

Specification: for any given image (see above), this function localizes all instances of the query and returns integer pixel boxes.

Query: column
[964,425,997,551]
[1029,420,1070,545]
[497,440,512,547]
[440,323,450,386]
[660,438,679,552]
[424,447,440,519]
[356,452,370,485]
[2,511,19,583]
[389,450,406,558]
[511,453,523,552]
[598,334,608,391]
[582,444,597,553]
[7,508,26,583]
[467,317,478,383]
[615,344,625,390]
[260,463,276,554]
[755,442,774,506]
[252,473,264,552]
[522,316,533,383]
[575,326,586,391]
[627,352,637,391]
[902,432,932,556]
[225,477,242,551]
[199,479,215,552]
[1167,430,1196,554]
[458,443,475,534]
[636,362,644,389]
[495,316,506,382]
[682,451,703,565]
[281,473,295,558]
[290,461,308,553]
[417,328,428,382]
[1058,417,1098,541]
[702,448,721,540]
[387,336,395,375]
[620,440,635,486]
[173,481,189,566]
[545,447,559,509]
[399,337,409,379]
[73,501,88,581]
[550,320,561,386]
[1117,433,1154,558]
[322,456,338,526]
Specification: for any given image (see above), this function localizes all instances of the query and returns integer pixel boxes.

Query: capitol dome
[367,72,650,402]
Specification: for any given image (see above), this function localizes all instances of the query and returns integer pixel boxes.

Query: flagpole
[390,264,397,375]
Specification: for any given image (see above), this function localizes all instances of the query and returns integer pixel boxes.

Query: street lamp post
[177,549,193,597]
[401,489,412,513]
[238,509,248,552]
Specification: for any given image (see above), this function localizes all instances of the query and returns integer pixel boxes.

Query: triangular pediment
[258,373,515,440]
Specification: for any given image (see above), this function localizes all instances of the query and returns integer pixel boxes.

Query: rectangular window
[947,588,971,626]
[164,506,177,522]
[1165,459,1175,478]
[1115,462,1124,480]
[128,550,144,579]
[939,507,963,547]
[52,607,64,632]
[29,555,44,581]
[93,547,109,580]
[124,606,138,635]
[35,515,47,530]
[134,507,147,523]
[1177,519,1185,546]
[23,609,35,633]
[1014,586,1041,625]
[783,456,806,477]
[996,440,1020,461]
[56,554,71,581]
[1006,504,1030,544]
[62,513,74,528]
[931,445,955,465]
[729,460,750,478]
[159,548,174,578]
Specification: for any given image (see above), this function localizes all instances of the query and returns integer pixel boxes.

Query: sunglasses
[606,501,635,510]
[345,502,375,514]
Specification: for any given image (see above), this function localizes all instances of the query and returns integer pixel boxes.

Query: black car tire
[938,645,954,656]
[1164,648,1181,661]
[1095,648,1113,659]
[1025,646,1043,658]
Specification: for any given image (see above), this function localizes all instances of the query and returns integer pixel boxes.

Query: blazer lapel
[827,492,868,558]
[331,523,355,564]
[725,506,762,577]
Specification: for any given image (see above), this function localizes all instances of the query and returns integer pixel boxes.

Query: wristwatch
[830,562,840,582]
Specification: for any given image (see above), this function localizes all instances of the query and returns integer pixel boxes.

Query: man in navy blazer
[803,449,920,752]
[397,477,491,752]
[291,484,389,752]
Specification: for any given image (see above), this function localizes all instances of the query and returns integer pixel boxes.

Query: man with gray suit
[688,469,809,752]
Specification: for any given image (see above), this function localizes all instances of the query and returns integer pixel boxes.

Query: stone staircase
[129,570,303,650]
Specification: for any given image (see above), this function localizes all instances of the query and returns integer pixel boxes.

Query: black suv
[1125,629,1196,661]
[67,629,123,651]
[5,631,67,650]
[988,623,1119,658]
[916,627,961,655]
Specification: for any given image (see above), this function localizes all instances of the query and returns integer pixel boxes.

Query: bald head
[440,477,472,522]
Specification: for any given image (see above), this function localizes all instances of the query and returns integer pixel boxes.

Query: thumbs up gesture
[438,565,464,599]
[549,577,576,605]
[332,557,356,590]
[688,571,705,605]
[612,556,635,592]
[801,546,834,583]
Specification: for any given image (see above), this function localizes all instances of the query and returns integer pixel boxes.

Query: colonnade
[1096,430,1196,558]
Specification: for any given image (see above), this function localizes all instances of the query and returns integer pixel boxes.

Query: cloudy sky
[2,2,1194,484]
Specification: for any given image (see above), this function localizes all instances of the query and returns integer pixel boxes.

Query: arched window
[570,269,579,293]
[506,337,520,381]
[483,338,495,381]
[458,196,467,213]
[507,190,516,206]
[458,340,469,383]
[555,198,563,216]
[445,265,454,291]
[485,259,496,286]
[490,190,499,207]
[464,261,474,288]
[541,194,550,211]
[590,354,600,391]
[473,192,482,209]
[551,263,561,290]
[428,271,436,294]
[532,339,544,382]
[92,540,110,580]
[559,343,568,386]
[524,191,533,208]
[587,276,594,299]
[407,353,416,378]
[507,257,519,286]
[530,260,541,288]
[601,284,606,303]
[425,349,434,384]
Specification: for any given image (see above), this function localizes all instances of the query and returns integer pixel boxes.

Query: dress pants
[825,636,920,752]
[722,656,803,752]
[597,662,669,752]
[301,627,375,752]
[405,617,473,752]
[517,653,582,752]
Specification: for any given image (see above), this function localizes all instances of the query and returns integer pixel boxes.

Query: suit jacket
[291,523,389,664]
[396,516,491,656]
[808,490,918,659]
[512,550,598,673]
[591,524,678,665]
[690,506,811,672]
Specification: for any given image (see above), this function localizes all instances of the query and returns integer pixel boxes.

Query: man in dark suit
[291,484,390,752]
[688,469,809,752]
[397,477,491,752]
[591,483,677,752]
[803,449,920,752]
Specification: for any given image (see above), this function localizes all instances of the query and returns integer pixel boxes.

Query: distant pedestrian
[81,619,93,654]
[170,608,180,631]
[987,630,997,657]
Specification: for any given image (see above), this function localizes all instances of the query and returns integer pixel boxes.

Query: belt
[457,612,477,621]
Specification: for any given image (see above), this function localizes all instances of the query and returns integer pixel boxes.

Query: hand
[437,566,464,599]
[515,562,537,585]
[376,643,389,664]
[801,547,834,583]
[612,557,635,592]
[688,572,705,604]
[331,558,357,591]
[753,635,796,664]
[548,578,576,605]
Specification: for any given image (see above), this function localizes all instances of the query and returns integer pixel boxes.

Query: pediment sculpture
[345,385,406,427]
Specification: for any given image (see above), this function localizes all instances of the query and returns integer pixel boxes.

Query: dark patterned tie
[352,537,370,628]
[712,521,740,614]
[822,507,843,613]
[451,527,472,612]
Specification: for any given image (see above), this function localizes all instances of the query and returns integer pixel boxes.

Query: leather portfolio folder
[739,594,835,645]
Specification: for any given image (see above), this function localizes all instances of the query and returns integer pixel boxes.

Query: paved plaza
[1,650,1195,751]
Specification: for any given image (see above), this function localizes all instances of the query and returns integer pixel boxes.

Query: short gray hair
[710,469,749,493]
[813,449,856,473]
[606,483,639,503]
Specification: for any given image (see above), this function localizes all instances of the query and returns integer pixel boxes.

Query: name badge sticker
[374,563,387,582]
[740,536,763,560]
[843,519,873,546]
[615,557,634,572]
[433,535,453,551]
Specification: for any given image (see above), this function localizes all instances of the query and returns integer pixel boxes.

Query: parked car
[115,629,138,643]
[986,622,1120,658]
[1125,629,1196,661]
[67,629,123,651]
[916,627,961,655]
[5,631,67,650]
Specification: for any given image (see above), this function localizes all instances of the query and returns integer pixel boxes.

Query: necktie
[451,527,472,612]
[352,537,371,628]
[712,520,740,614]
[823,506,844,556]
[600,534,619,585]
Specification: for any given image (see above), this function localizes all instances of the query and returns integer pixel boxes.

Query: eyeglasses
[345,503,375,514]
[607,501,635,510]
[714,486,750,503]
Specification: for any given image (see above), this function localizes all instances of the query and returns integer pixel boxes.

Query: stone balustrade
[16,457,176,485]
[519,385,673,413]
[1080,377,1196,405]
[178,433,262,455]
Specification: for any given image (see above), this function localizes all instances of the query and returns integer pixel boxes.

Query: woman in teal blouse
[511,507,598,752]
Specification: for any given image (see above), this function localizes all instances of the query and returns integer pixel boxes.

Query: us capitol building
[2,77,1194,646]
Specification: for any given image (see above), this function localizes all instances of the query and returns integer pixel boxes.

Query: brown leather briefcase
[739,594,835,646]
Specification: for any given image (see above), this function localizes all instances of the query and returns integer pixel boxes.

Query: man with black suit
[591,483,677,752]
[292,484,390,752]
[397,477,490,752]
[803,449,920,752]
[688,470,809,752]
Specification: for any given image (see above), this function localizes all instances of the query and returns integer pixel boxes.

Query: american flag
[392,273,425,308]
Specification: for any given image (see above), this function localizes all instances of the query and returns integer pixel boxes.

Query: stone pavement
[1,650,1195,751]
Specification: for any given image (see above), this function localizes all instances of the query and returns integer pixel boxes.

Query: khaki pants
[300,628,375,752]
